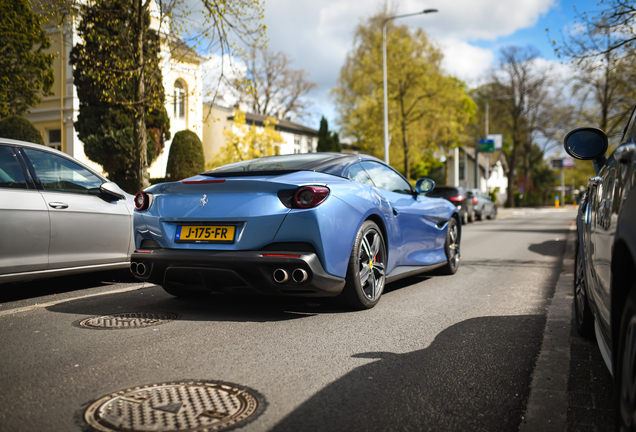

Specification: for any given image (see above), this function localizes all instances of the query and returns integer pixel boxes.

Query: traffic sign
[478,139,495,152]
[487,134,503,149]
[552,158,574,169]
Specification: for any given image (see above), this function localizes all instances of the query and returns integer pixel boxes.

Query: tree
[166,130,205,180]
[332,11,475,179]
[0,115,44,144]
[0,0,54,118]
[70,0,170,193]
[520,144,556,206]
[231,47,317,121]
[317,116,341,152]
[44,0,266,191]
[555,0,636,60]
[486,46,555,208]
[207,110,283,168]
[553,4,636,144]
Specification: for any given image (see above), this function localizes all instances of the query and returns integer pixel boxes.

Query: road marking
[0,284,148,317]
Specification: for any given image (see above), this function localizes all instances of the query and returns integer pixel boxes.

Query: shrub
[165,130,205,181]
[0,115,44,144]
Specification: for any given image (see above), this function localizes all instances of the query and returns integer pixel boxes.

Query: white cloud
[203,0,564,127]
[407,0,558,41]
[438,38,494,84]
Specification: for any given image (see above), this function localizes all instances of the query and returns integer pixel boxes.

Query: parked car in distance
[425,185,475,224]
[565,109,636,430]
[467,188,497,221]
[0,138,134,284]
[131,153,461,310]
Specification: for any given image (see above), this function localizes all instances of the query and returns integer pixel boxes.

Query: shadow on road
[42,274,443,323]
[528,240,566,257]
[0,269,137,303]
[270,314,546,432]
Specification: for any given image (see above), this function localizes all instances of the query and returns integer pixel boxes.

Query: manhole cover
[79,312,177,329]
[85,381,262,432]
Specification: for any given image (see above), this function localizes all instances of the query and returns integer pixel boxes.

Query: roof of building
[205,103,318,137]
[461,146,509,173]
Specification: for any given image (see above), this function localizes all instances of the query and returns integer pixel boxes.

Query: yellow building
[25,7,317,179]
[25,12,204,179]
[202,103,318,163]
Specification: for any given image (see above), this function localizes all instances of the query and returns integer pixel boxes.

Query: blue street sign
[477,139,495,152]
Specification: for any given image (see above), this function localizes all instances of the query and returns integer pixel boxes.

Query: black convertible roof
[204,153,377,178]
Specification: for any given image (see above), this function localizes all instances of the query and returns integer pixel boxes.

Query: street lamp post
[382,8,438,165]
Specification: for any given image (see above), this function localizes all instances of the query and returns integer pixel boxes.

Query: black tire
[337,220,387,310]
[162,284,211,299]
[616,287,636,431]
[487,206,497,220]
[574,240,594,338]
[476,211,483,221]
[435,217,460,275]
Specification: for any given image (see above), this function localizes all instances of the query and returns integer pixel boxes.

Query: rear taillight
[134,191,153,211]
[449,195,463,202]
[472,198,478,204]
[293,186,330,209]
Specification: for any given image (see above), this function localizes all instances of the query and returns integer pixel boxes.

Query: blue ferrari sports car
[131,153,460,309]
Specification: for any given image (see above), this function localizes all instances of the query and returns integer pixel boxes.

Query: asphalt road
[0,207,577,432]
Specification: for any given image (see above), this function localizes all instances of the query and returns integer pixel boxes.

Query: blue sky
[474,0,600,62]
[210,0,606,129]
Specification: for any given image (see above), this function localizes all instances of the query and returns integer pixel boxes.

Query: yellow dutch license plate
[175,225,236,243]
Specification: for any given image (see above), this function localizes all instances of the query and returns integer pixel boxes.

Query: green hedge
[0,115,44,145]
[165,130,205,181]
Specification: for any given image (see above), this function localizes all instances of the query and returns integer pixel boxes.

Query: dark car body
[467,189,497,221]
[566,109,636,429]
[425,185,475,224]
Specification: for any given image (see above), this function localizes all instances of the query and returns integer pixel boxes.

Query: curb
[519,223,576,431]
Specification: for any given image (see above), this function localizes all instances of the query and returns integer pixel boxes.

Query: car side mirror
[563,127,608,173]
[415,178,435,194]
[100,181,126,200]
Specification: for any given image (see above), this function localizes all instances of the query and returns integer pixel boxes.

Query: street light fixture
[382,8,438,164]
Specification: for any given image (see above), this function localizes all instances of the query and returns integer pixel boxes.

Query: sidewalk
[496,205,578,220]
[520,223,614,431]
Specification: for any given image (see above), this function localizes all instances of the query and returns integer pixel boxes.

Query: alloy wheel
[358,227,386,301]
[448,221,459,271]
[575,250,587,326]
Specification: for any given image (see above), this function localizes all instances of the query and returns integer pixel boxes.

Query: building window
[294,136,301,154]
[459,162,465,181]
[174,81,186,118]
[48,129,61,151]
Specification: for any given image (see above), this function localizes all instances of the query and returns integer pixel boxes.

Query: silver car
[0,138,134,283]
[467,189,497,221]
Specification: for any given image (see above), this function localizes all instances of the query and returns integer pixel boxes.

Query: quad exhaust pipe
[273,268,308,284]
[292,268,308,283]
[273,268,288,284]
[130,262,147,277]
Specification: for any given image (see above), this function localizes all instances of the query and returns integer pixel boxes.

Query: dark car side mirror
[415,178,435,194]
[563,127,608,174]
